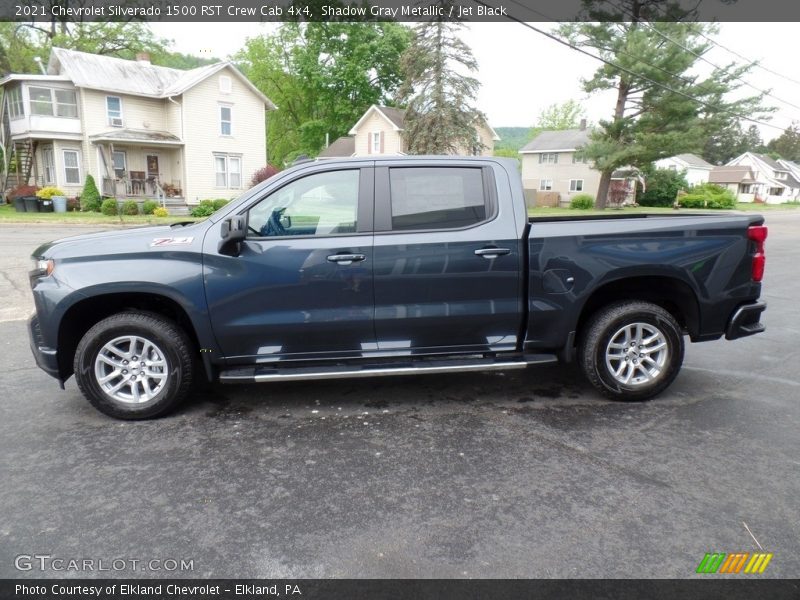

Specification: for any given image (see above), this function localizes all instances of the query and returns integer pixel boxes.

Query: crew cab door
[372,161,523,354]
[203,164,375,361]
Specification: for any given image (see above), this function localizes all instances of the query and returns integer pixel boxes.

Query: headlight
[32,258,55,277]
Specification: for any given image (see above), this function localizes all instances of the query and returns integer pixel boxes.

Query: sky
[148,21,800,142]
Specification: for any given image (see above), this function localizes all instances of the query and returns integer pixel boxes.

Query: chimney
[579,118,587,131]
[135,52,151,65]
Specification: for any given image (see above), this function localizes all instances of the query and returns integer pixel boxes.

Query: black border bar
[2,579,800,600]
[3,0,800,23]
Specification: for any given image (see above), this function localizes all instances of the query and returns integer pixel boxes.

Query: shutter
[380,131,385,154]
[368,132,372,154]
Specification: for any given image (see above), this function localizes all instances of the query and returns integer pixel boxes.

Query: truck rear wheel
[74,312,194,419]
[579,301,684,401]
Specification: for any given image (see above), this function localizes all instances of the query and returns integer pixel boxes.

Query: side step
[219,354,557,384]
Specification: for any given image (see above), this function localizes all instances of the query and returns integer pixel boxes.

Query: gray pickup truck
[28,157,767,419]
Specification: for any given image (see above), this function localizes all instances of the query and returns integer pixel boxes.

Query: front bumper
[28,314,61,381]
[725,301,766,340]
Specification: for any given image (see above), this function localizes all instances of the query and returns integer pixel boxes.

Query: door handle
[474,247,511,258]
[327,253,366,265]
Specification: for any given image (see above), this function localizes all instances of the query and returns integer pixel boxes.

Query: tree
[527,100,587,149]
[237,18,410,165]
[560,1,771,208]
[767,122,800,161]
[638,168,689,207]
[399,0,486,154]
[704,121,767,165]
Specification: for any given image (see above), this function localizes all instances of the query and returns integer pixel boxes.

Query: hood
[31,221,209,260]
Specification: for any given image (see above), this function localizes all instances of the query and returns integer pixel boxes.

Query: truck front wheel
[579,301,684,401]
[73,312,194,419]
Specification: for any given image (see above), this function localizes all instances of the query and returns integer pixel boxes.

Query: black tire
[74,311,194,419]
[579,301,684,401]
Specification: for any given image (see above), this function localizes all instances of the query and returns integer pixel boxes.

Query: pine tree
[399,0,486,155]
[560,1,770,208]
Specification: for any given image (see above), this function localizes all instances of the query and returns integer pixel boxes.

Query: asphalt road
[0,216,798,579]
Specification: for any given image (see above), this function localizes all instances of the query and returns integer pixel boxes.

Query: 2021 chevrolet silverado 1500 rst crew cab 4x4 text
[28,157,767,419]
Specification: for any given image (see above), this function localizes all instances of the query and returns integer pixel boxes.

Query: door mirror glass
[218,215,246,254]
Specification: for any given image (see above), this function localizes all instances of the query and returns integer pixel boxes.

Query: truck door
[372,161,523,354]
[204,164,375,361]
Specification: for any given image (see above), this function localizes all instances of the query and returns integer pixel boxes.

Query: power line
[472,0,787,132]
[602,0,800,113]
[695,30,800,89]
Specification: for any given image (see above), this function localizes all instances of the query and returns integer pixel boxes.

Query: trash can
[52,196,67,213]
[13,197,26,212]
[23,196,40,212]
[39,198,54,213]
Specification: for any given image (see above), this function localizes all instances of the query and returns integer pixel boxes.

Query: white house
[725,152,800,203]
[318,104,500,158]
[654,153,713,186]
[518,122,637,205]
[1,48,276,211]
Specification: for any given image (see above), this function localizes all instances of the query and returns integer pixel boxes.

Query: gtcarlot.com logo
[14,554,194,572]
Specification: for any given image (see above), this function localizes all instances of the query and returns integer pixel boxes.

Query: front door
[372,162,523,354]
[204,165,375,362]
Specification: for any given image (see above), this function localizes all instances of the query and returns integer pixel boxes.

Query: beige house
[1,48,275,212]
[318,104,499,158]
[519,124,637,206]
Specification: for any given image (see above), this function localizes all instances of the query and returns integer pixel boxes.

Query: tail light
[748,225,767,282]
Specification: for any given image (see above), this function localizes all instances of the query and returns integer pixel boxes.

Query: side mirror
[218,215,246,255]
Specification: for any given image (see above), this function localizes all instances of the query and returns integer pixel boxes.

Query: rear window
[389,167,487,231]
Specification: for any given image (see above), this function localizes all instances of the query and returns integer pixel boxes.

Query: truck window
[389,167,486,231]
[247,169,359,237]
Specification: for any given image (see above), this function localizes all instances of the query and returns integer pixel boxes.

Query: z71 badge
[150,237,194,247]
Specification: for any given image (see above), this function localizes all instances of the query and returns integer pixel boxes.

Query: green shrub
[639,168,689,207]
[190,199,217,217]
[153,207,169,217]
[570,194,595,209]
[142,200,159,215]
[121,200,139,215]
[677,183,736,209]
[81,175,102,212]
[35,186,66,200]
[100,198,119,215]
[212,198,229,211]
[677,194,706,209]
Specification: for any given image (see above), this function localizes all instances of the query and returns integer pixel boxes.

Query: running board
[219,354,557,384]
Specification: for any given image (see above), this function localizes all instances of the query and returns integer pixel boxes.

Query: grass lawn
[528,202,800,217]
[0,203,202,225]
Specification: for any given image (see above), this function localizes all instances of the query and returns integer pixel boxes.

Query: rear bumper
[725,301,766,340]
[28,314,60,380]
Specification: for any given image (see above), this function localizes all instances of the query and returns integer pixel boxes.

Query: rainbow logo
[696,552,773,574]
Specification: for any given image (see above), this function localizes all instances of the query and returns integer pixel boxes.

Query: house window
[54,90,78,117]
[111,151,127,178]
[220,105,232,136]
[106,96,123,126]
[28,87,77,117]
[538,153,558,164]
[219,75,232,94]
[569,179,584,192]
[6,87,23,119]
[214,153,241,188]
[371,132,381,153]
[42,147,55,184]
[571,153,586,164]
[389,167,487,231]
[62,149,81,185]
[539,179,553,191]
[741,184,753,194]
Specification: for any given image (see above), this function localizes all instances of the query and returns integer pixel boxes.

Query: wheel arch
[575,275,701,345]
[57,292,212,382]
